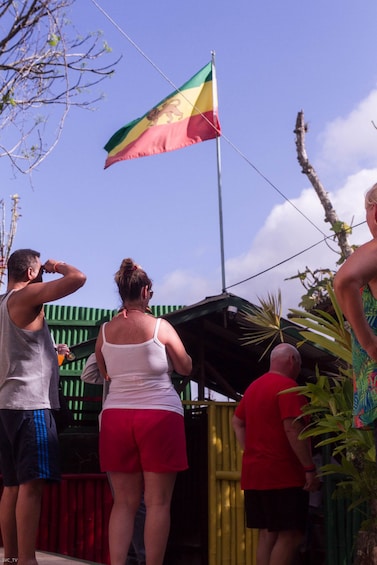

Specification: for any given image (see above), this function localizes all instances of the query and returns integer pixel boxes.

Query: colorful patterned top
[351,285,377,428]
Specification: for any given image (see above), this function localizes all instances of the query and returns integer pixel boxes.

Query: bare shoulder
[7,285,42,312]
[340,240,377,264]
[156,317,177,339]
[157,317,174,331]
[356,238,377,253]
[7,289,44,329]
[336,238,377,278]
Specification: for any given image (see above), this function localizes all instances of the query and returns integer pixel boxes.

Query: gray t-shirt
[0,291,60,410]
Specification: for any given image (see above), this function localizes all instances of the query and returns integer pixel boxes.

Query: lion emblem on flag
[147,99,184,126]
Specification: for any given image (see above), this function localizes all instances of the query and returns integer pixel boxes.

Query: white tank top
[101,318,183,416]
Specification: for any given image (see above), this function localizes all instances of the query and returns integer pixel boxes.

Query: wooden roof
[161,292,340,401]
[65,292,341,402]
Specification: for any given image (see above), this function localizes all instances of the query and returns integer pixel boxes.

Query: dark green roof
[45,294,339,401]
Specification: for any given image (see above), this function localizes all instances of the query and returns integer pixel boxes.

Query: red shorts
[99,409,188,473]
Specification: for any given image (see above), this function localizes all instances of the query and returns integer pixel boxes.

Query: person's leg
[269,529,304,565]
[143,472,177,565]
[129,496,146,565]
[16,479,44,565]
[0,410,59,565]
[0,485,19,561]
[256,529,278,565]
[107,473,145,565]
[259,488,308,565]
[0,412,19,561]
[16,410,60,565]
[108,471,144,565]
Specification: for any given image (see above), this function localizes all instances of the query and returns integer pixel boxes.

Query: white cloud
[224,168,377,314]
[158,171,377,314]
[158,89,377,315]
[317,89,377,174]
[156,269,219,307]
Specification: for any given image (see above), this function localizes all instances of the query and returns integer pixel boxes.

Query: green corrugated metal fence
[44,304,187,425]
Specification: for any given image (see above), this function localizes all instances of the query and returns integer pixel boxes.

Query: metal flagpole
[211,51,226,293]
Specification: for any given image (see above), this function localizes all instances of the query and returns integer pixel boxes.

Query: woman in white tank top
[95,258,192,565]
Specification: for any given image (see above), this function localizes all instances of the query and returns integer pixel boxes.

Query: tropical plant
[239,289,287,360]
[285,267,336,311]
[241,284,377,512]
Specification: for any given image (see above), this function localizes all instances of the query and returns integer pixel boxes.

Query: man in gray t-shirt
[0,248,86,565]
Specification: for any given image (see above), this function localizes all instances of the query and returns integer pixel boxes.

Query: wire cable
[89,0,327,239]
[90,0,365,297]
[225,220,366,290]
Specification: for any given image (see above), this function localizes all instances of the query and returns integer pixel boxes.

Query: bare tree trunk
[294,110,354,262]
[354,531,377,564]
[0,194,20,288]
[354,499,377,564]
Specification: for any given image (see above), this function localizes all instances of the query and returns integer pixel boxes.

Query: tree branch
[0,0,118,174]
[294,110,354,263]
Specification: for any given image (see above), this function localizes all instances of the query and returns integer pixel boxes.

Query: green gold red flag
[104,62,221,169]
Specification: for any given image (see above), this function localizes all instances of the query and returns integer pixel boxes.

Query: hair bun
[120,258,136,276]
[114,258,152,303]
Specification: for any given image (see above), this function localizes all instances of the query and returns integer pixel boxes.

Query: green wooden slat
[45,303,186,427]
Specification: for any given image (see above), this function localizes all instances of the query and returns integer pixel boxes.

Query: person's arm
[232,414,245,450]
[283,417,319,491]
[81,353,103,384]
[12,260,86,308]
[159,319,192,376]
[8,261,86,329]
[95,327,110,381]
[334,240,377,360]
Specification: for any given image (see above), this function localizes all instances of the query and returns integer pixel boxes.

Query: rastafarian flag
[104,62,221,169]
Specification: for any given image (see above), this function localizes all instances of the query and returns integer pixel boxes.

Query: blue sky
[4,0,377,314]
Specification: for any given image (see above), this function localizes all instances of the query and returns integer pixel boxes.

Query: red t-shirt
[234,371,308,490]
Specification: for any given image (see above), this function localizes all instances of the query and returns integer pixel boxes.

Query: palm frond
[240,290,288,358]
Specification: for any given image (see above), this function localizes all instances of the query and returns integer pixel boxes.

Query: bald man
[232,343,320,565]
